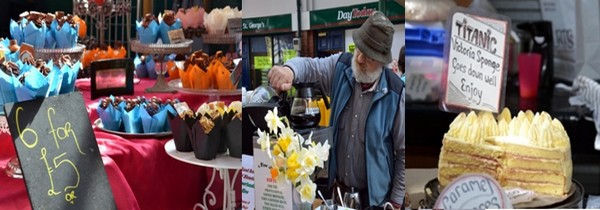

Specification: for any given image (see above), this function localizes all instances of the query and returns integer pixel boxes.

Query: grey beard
[352,55,382,84]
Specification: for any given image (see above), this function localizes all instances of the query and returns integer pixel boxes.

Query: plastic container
[405,27,446,58]
[406,27,446,102]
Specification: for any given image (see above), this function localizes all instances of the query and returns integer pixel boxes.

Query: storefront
[242,14,297,89]
[306,0,405,59]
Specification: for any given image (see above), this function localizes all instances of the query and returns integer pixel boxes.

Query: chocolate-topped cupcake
[9,39,19,53]
[19,11,29,22]
[44,13,55,28]
[19,72,29,84]
[124,99,138,112]
[163,10,176,26]
[150,96,162,104]
[7,62,20,76]
[61,55,73,68]
[145,102,160,116]
[28,12,44,28]
[35,59,51,76]
[99,97,112,109]
[142,13,158,28]
[112,96,125,107]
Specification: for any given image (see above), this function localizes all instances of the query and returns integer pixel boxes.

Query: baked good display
[438,108,572,197]
[96,96,179,134]
[177,50,236,90]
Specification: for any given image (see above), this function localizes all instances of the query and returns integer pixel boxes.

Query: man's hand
[268,65,294,92]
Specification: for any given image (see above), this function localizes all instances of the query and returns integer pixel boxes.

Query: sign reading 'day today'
[3,92,116,210]
[434,173,512,209]
[441,10,510,113]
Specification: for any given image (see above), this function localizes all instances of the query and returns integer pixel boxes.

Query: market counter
[406,84,600,194]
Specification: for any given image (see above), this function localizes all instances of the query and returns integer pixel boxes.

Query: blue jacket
[286,52,405,206]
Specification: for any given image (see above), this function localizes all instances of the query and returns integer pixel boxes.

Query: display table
[165,140,241,210]
[0,78,241,210]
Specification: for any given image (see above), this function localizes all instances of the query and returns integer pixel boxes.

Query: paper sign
[3,93,116,210]
[442,11,510,113]
[253,148,293,210]
[242,154,255,210]
[283,50,297,63]
[254,56,272,70]
[168,29,186,44]
[434,174,512,209]
[348,43,356,53]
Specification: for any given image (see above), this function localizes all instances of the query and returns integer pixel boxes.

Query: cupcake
[158,10,182,44]
[137,13,159,44]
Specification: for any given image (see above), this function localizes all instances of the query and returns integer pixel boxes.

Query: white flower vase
[292,186,313,210]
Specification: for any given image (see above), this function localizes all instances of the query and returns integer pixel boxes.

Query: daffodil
[257,107,330,204]
[296,148,318,177]
[297,177,317,203]
[256,129,271,157]
[313,141,331,165]
[264,108,285,134]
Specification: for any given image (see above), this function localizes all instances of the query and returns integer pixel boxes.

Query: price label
[254,56,272,70]
[168,29,186,44]
[434,173,512,209]
[442,11,510,113]
[3,93,116,210]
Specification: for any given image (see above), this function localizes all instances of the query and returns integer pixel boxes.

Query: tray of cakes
[166,50,241,96]
[94,96,178,138]
[433,108,583,208]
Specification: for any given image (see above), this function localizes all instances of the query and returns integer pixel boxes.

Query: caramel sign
[434,173,512,209]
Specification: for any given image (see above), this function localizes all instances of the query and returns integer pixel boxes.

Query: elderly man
[268,11,404,210]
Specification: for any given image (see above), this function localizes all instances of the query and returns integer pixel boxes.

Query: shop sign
[254,56,272,70]
[243,14,292,35]
[440,10,510,113]
[283,50,297,63]
[434,173,512,209]
[310,0,404,30]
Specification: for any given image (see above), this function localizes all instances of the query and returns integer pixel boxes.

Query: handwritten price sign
[442,11,510,113]
[3,93,115,210]
[434,174,512,209]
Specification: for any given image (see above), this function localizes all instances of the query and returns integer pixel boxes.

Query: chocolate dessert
[142,13,157,28]
[145,102,160,116]
[163,10,176,26]
[9,40,19,53]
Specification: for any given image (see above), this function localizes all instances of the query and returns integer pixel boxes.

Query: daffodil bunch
[257,108,330,203]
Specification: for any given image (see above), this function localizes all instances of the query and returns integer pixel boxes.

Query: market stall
[0,0,243,209]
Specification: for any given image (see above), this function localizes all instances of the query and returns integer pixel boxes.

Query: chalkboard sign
[3,92,116,210]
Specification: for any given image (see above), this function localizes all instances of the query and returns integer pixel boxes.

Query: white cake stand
[165,140,241,210]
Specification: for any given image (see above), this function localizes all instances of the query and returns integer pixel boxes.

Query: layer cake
[438,108,572,197]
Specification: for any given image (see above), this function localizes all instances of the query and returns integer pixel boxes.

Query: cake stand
[165,140,241,210]
[35,44,86,62]
[130,39,193,93]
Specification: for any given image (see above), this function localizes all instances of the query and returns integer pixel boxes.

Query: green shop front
[242,14,297,89]
[309,0,405,58]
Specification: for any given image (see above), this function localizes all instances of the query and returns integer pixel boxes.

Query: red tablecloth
[0,79,242,210]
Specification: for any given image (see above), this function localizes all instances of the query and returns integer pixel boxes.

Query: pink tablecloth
[0,78,241,210]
